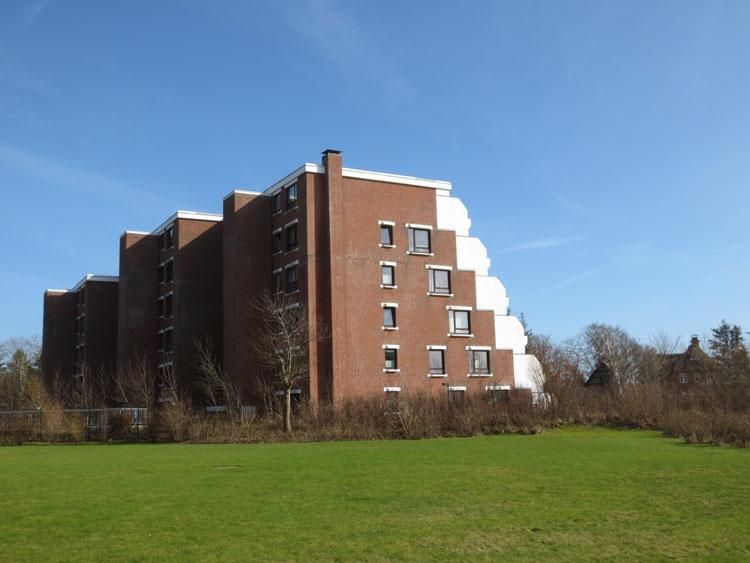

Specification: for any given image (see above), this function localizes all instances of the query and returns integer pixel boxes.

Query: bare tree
[250,291,310,433]
[566,323,643,389]
[194,337,242,420]
[115,354,156,407]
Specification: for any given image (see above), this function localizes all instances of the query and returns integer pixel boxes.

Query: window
[384,349,398,370]
[428,268,451,294]
[272,191,282,214]
[272,230,282,254]
[468,350,490,375]
[272,271,282,294]
[380,225,393,246]
[694,373,701,383]
[449,309,471,335]
[408,227,431,253]
[165,260,173,283]
[158,264,165,284]
[429,349,445,375]
[486,385,510,403]
[164,329,173,352]
[383,306,397,329]
[157,331,164,351]
[448,386,465,405]
[286,265,298,293]
[381,264,395,287]
[286,223,298,251]
[286,183,298,210]
[165,294,173,317]
[165,226,174,249]
[77,288,85,306]
[679,373,688,384]
[157,297,164,317]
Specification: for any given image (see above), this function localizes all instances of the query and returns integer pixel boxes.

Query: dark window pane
[286,266,298,292]
[286,224,298,251]
[383,307,396,327]
[469,350,490,374]
[272,231,282,253]
[273,192,281,213]
[385,349,398,369]
[429,269,450,293]
[380,225,393,245]
[286,183,298,209]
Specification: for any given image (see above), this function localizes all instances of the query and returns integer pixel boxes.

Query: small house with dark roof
[585,361,613,388]
[665,336,713,387]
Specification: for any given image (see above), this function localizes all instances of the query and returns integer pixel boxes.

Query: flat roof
[46,274,118,294]
[151,210,223,235]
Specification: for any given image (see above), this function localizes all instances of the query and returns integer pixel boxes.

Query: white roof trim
[122,230,149,236]
[222,189,265,201]
[263,163,324,194]
[151,211,223,235]
[70,274,118,292]
[343,167,452,191]
[45,289,68,294]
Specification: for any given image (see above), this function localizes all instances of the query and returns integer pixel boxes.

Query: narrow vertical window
[272,230,282,254]
[286,183,298,209]
[165,294,173,317]
[272,191,282,214]
[165,260,174,283]
[383,306,397,329]
[380,225,393,246]
[381,264,395,287]
[384,349,398,370]
[286,265,299,293]
[286,223,298,251]
[272,271,282,294]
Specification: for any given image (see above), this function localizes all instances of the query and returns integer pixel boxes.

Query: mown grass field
[1,427,748,561]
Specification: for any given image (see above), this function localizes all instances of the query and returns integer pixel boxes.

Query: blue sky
[1,0,748,344]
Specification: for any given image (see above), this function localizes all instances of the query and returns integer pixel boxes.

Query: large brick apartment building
[42,150,543,407]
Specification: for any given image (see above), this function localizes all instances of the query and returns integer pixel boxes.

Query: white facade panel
[475,275,509,315]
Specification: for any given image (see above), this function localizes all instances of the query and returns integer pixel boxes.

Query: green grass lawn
[1,428,748,561]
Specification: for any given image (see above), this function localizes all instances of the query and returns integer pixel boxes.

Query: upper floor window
[384,349,398,370]
[164,226,174,249]
[679,373,688,384]
[407,226,431,254]
[286,183,298,210]
[77,288,86,306]
[381,262,396,288]
[165,259,173,283]
[272,191,282,214]
[382,304,397,329]
[429,349,445,375]
[380,225,394,246]
[158,263,165,284]
[286,223,298,251]
[448,308,471,336]
[272,229,282,254]
[272,270,282,294]
[468,349,490,375]
[286,265,299,293]
[428,267,451,295]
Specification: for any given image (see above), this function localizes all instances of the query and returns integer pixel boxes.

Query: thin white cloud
[499,235,585,254]
[0,144,170,212]
[539,268,604,294]
[17,0,52,31]
[717,242,750,252]
[281,0,415,101]
[547,191,591,214]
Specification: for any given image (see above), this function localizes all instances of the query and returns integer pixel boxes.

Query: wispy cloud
[499,235,585,254]
[540,268,604,294]
[0,144,170,212]
[17,0,53,31]
[717,241,750,253]
[281,0,415,101]
[546,191,591,214]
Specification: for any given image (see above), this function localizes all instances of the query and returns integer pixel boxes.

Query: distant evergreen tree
[709,320,750,382]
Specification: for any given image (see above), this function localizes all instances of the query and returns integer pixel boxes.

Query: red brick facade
[42,150,541,408]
